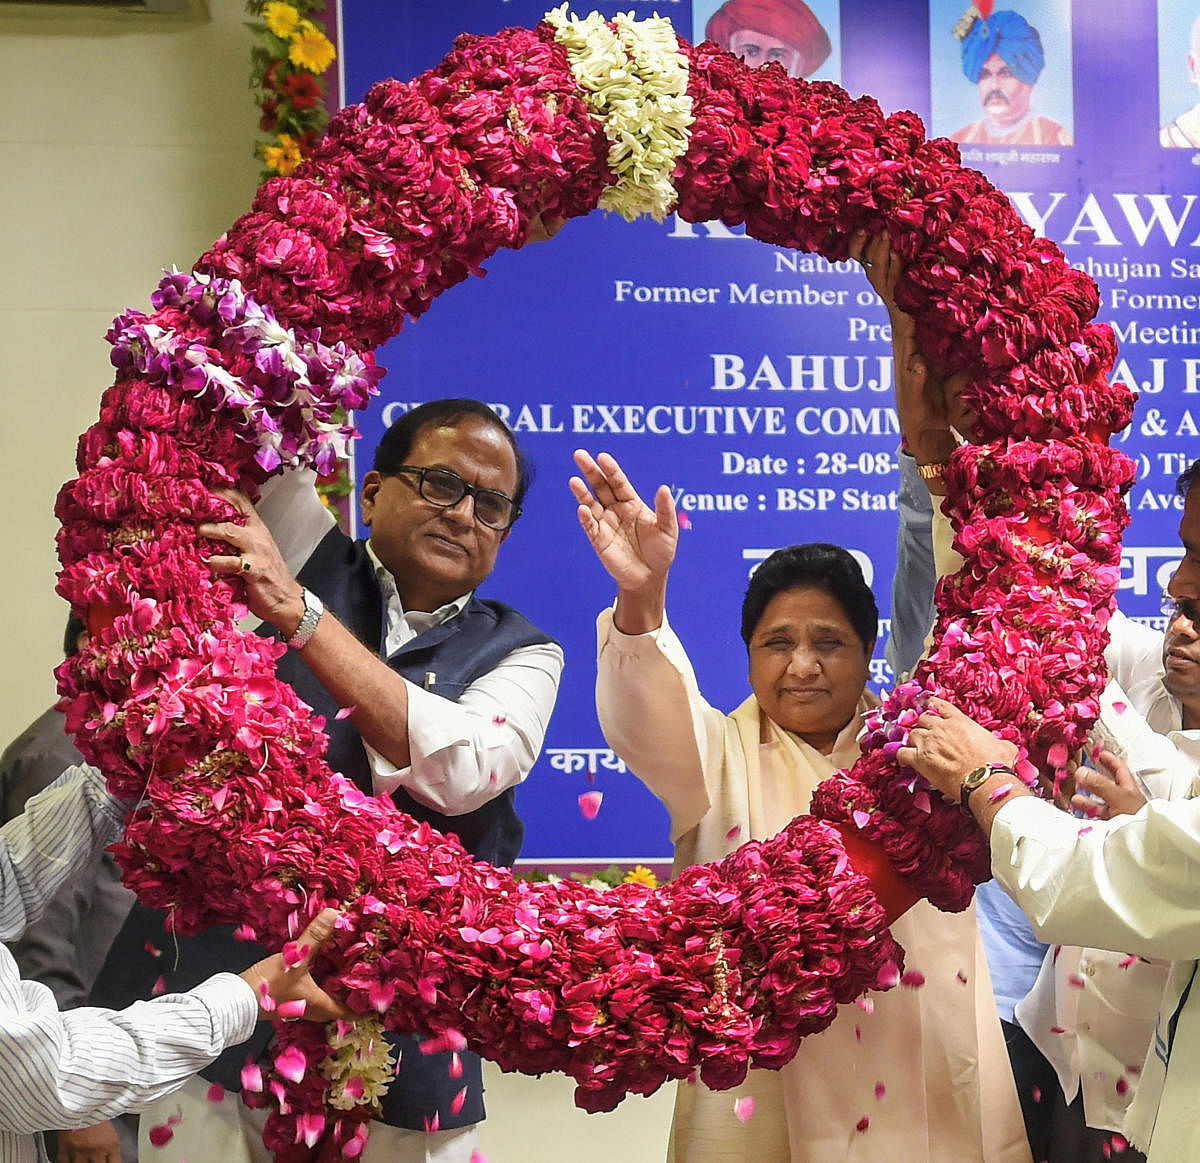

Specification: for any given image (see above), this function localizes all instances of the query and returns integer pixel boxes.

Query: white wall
[0,0,260,742]
[0,3,674,1156]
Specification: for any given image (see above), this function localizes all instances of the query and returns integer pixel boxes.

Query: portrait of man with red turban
[702,0,834,79]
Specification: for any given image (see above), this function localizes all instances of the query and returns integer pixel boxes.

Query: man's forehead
[1181,490,1200,547]
[410,418,518,480]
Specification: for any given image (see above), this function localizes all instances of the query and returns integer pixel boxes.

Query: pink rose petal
[449,1052,463,1078]
[677,511,692,530]
[241,1063,264,1092]
[856,1115,870,1132]
[1118,955,1138,969]
[151,975,166,997]
[420,1029,468,1055]
[874,1082,885,1100]
[148,1124,174,1148]
[335,705,356,720]
[578,791,603,820]
[450,1087,468,1116]
[852,809,871,829]
[900,970,926,988]
[274,1044,309,1084]
[1032,1086,1042,1103]
[145,942,162,957]
[206,1082,226,1103]
[1112,701,1127,714]
[733,1096,755,1122]
[725,824,742,842]
[277,998,307,1019]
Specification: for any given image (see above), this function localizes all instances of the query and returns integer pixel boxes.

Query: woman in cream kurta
[570,447,1029,1163]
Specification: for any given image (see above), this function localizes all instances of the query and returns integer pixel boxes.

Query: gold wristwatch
[960,762,1015,807]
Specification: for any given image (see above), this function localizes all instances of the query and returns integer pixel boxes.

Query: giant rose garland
[54,8,1134,1161]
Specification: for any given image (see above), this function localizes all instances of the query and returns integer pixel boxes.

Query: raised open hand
[570,450,678,634]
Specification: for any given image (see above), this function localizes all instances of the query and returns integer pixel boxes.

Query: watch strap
[960,762,1015,807]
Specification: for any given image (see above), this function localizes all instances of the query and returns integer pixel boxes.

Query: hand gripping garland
[54,9,1135,1160]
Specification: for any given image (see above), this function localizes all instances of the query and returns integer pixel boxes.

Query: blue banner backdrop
[337,0,1200,867]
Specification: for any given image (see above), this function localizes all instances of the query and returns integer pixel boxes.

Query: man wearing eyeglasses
[104,399,561,1163]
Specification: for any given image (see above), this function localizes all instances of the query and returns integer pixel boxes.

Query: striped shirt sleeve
[0,967,257,1133]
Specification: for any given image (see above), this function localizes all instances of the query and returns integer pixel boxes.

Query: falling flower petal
[874,1082,885,1100]
[450,1087,468,1116]
[1032,1086,1042,1103]
[449,1052,464,1079]
[278,999,307,1019]
[148,1124,174,1148]
[335,705,356,720]
[578,790,603,819]
[145,942,162,957]
[151,975,166,996]
[1112,701,1127,714]
[241,1063,263,1092]
[856,1116,870,1132]
[275,1044,309,1084]
[677,510,691,530]
[420,1029,468,1055]
[956,970,968,984]
[900,970,926,988]
[733,1096,754,1122]
[206,1082,226,1103]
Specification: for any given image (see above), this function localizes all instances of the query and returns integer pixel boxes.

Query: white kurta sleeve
[595,608,730,840]
[992,795,1200,961]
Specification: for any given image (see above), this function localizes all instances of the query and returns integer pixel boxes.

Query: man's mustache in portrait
[983,89,1009,104]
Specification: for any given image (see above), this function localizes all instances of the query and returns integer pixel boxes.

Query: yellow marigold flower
[289,20,336,74]
[263,1,300,39]
[263,134,303,176]
[622,864,658,888]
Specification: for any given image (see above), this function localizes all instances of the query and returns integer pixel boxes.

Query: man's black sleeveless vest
[91,526,554,1132]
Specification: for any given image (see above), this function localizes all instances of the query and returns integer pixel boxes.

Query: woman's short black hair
[373,399,532,509]
[740,543,878,652]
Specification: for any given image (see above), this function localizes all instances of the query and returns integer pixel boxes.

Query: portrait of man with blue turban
[949,2,1073,146]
